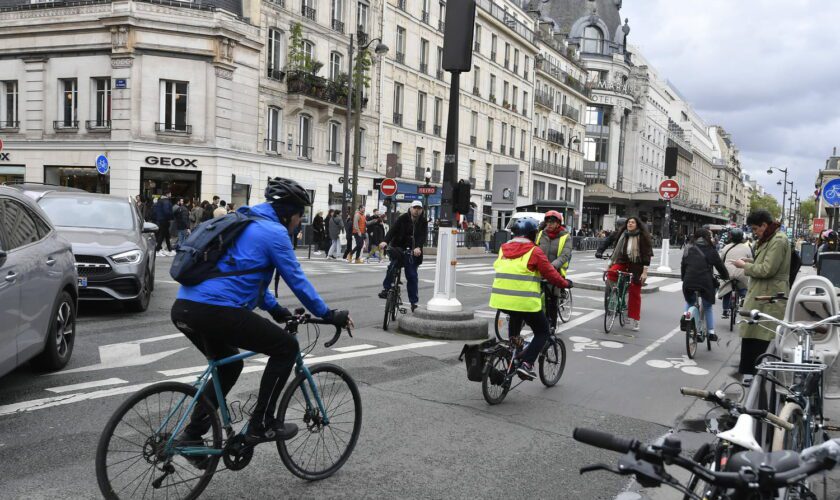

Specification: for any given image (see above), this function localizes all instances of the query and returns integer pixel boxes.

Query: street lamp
[564,135,580,229]
[341,31,388,219]
[767,166,788,223]
[423,166,432,215]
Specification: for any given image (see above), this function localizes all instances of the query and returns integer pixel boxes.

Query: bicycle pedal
[398,307,407,314]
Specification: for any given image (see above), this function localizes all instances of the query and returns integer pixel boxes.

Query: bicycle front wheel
[604,288,619,333]
[686,322,698,359]
[539,337,566,387]
[558,290,573,323]
[277,363,362,481]
[729,294,738,332]
[684,442,717,500]
[96,382,221,500]
[383,289,396,331]
[494,310,509,341]
[771,402,808,452]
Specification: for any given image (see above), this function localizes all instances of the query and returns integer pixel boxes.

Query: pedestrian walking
[680,227,729,342]
[153,192,175,256]
[342,213,354,260]
[719,229,751,319]
[312,211,325,255]
[367,215,386,262]
[213,200,227,218]
[189,200,204,231]
[732,209,791,385]
[173,198,191,249]
[483,219,493,253]
[327,210,343,259]
[351,206,367,263]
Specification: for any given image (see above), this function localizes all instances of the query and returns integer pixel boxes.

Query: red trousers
[606,263,642,321]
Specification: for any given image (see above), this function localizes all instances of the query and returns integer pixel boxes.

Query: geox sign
[145,156,198,167]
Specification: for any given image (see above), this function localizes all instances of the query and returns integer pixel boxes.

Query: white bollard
[426,227,463,312]
[657,239,672,273]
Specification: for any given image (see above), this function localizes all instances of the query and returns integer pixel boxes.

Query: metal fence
[423,230,612,252]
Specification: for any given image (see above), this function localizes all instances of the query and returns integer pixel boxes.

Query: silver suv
[36,191,158,312]
[0,186,77,378]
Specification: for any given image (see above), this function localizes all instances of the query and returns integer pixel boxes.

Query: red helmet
[544,210,564,224]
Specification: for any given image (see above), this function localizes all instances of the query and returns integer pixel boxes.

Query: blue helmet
[511,217,539,240]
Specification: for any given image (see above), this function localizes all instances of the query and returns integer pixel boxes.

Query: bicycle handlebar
[573,427,638,454]
[287,309,353,349]
[738,309,838,334]
[679,387,793,430]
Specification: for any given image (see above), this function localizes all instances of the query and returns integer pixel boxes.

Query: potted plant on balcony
[502,100,510,109]
[285,22,308,92]
[330,72,350,104]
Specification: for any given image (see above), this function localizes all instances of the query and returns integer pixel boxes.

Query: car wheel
[32,290,76,371]
[125,267,152,313]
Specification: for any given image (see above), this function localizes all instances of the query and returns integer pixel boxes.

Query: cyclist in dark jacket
[378,201,428,312]
[171,178,352,449]
[681,227,729,341]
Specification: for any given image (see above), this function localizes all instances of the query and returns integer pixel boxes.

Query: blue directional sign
[95,154,109,174]
[823,178,840,206]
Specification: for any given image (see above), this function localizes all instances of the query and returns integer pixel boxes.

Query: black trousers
[155,222,172,252]
[171,299,299,435]
[342,233,354,259]
[507,310,550,365]
[739,338,771,375]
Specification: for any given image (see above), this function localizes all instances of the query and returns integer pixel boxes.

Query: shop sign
[0,153,8,161]
[145,156,198,168]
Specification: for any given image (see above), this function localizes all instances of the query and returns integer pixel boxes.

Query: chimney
[834,146,837,156]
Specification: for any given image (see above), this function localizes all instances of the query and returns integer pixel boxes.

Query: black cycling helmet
[615,217,627,229]
[511,217,539,241]
[265,177,311,207]
[729,228,744,244]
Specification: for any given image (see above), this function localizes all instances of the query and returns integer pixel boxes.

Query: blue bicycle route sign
[95,154,109,175]
[822,178,840,207]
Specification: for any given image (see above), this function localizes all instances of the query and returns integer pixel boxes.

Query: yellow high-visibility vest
[535,230,570,277]
[489,247,542,312]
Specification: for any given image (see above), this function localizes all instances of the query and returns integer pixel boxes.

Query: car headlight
[111,249,143,264]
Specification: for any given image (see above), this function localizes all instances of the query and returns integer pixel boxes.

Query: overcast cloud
[621,0,840,206]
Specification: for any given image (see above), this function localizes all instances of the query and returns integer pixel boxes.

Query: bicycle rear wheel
[96,382,221,500]
[557,290,573,323]
[539,337,566,387]
[604,288,618,333]
[729,293,738,332]
[383,289,396,331]
[686,322,698,359]
[277,363,362,481]
[481,351,511,405]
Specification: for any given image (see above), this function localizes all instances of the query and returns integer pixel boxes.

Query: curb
[397,309,489,341]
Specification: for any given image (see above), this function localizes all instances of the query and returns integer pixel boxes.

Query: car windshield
[39,197,134,230]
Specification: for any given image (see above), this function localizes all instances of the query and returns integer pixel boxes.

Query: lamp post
[340,35,355,220]
[564,135,580,229]
[348,31,388,215]
[423,166,432,214]
[788,188,797,232]
[767,166,788,223]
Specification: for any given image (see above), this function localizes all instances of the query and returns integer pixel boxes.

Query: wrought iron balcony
[474,42,481,52]
[509,147,514,157]
[432,170,441,182]
[53,120,79,131]
[470,135,477,146]
[301,5,316,20]
[421,11,430,24]
[85,120,111,131]
[500,143,506,154]
[155,122,191,134]
[393,112,403,126]
[486,141,493,151]
[438,20,445,32]
[436,69,444,80]
[472,87,480,96]
[491,51,497,61]
[561,103,580,123]
[286,71,358,107]
[297,144,314,160]
[485,179,491,191]
[547,129,563,145]
[433,124,441,136]
[420,63,428,74]
[331,19,345,33]
[264,138,285,154]
[397,0,406,11]
[417,120,426,132]
[396,52,405,64]
[519,150,525,160]
[267,67,286,81]
[415,166,426,181]
[489,94,496,103]
[534,90,553,109]
[0,120,19,130]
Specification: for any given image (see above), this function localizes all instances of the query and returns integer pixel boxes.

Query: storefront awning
[671,203,729,221]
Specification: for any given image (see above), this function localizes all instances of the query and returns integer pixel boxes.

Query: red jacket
[499,238,570,289]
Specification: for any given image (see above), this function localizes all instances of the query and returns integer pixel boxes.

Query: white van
[504,211,545,230]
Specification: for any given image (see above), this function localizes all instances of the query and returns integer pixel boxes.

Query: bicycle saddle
[724,450,801,474]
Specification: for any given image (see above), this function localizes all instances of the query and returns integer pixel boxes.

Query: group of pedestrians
[313,206,398,263]
[135,193,235,258]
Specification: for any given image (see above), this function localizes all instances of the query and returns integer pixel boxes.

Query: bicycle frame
[160,349,328,457]
[606,271,631,313]
[685,292,707,336]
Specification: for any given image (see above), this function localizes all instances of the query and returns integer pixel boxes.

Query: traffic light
[453,179,471,215]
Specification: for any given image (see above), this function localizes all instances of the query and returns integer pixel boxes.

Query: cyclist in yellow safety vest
[489,217,573,380]
[535,210,572,331]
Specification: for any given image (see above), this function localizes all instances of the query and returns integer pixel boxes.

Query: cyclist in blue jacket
[171,177,353,451]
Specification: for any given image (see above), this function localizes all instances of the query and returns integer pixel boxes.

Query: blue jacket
[177,203,330,317]
[154,197,174,223]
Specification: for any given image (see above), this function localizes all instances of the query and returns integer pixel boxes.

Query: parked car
[35,191,158,312]
[0,186,78,378]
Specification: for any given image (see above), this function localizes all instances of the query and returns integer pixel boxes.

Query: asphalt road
[0,249,831,499]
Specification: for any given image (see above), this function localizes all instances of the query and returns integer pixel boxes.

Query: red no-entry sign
[380,178,398,197]
[659,179,680,200]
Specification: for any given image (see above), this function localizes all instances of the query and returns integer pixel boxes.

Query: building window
[415,147,425,172]
[433,151,440,173]
[504,43,510,68]
[158,80,188,132]
[331,0,344,31]
[91,78,111,128]
[473,66,480,95]
[1,81,18,128]
[420,39,429,73]
[533,180,545,200]
[583,25,604,53]
[548,183,557,200]
[491,34,497,61]
[470,111,478,145]
[487,117,494,146]
[417,91,427,131]
[503,81,509,105]
[266,106,282,153]
[329,52,343,81]
[489,74,496,101]
[437,46,444,77]
[433,97,443,135]
[474,24,482,52]
[396,26,406,63]
[298,114,313,159]
[267,28,285,79]
[302,40,315,64]
[393,83,403,125]
[357,1,369,34]
[358,127,367,160]
[500,122,507,149]
[524,55,530,80]
[522,91,528,116]
[59,78,78,128]
[513,48,519,73]
[328,121,341,163]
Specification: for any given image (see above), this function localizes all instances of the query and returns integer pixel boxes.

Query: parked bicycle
[382,247,412,331]
[95,311,361,499]
[573,426,840,500]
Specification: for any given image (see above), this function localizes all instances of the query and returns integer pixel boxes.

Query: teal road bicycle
[603,269,631,334]
[95,311,361,499]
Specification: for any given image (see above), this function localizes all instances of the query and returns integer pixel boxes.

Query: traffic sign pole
[657,179,679,273]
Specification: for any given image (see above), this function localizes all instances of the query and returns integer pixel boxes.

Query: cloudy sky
[622,0,839,207]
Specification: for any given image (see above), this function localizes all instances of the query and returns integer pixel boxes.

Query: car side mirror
[0,250,6,268]
[142,222,159,233]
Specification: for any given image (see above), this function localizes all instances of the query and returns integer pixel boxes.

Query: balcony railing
[469,177,476,188]
[54,120,79,131]
[470,135,476,146]
[432,170,441,182]
[0,120,19,130]
[504,58,509,69]
[421,11,429,24]
[267,67,286,81]
[297,144,314,160]
[518,186,524,196]
[417,120,426,132]
[264,138,285,153]
[572,37,626,58]
[486,140,493,151]
[286,71,359,107]
[301,5,316,20]
[155,122,191,134]
[474,42,481,52]
[561,103,580,123]
[474,0,537,46]
[532,160,586,182]
[438,20,445,32]
[534,90,553,109]
[472,86,480,96]
[265,0,285,7]
[433,124,441,136]
[519,151,525,160]
[85,120,111,131]
[415,166,426,181]
[436,69,444,80]
[396,52,405,64]
[535,57,591,97]
[508,147,514,157]
[500,143,506,154]
[420,63,428,74]
[489,94,496,103]
[393,112,403,126]
[547,129,563,145]
[485,179,491,191]
[490,51,497,61]
[331,19,344,32]
[327,150,342,163]
[513,64,518,74]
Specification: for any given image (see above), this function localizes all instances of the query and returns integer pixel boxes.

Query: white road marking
[588,327,681,366]
[643,276,668,284]
[46,378,128,394]
[332,344,377,353]
[468,270,497,275]
[59,340,188,375]
[566,271,604,280]
[660,281,684,292]
[130,333,183,344]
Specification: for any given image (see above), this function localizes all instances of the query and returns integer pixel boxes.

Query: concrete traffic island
[398,308,489,341]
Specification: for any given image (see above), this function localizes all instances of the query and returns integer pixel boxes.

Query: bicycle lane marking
[0,341,447,417]
[587,327,682,366]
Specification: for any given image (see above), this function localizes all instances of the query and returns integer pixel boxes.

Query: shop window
[45,166,110,194]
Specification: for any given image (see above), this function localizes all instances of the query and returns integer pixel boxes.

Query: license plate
[78,277,88,288]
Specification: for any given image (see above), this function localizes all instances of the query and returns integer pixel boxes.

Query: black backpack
[169,211,269,286]
[459,339,497,382]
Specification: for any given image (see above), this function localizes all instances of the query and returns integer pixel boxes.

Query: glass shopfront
[44,166,110,193]
[0,165,25,185]
[140,167,201,203]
